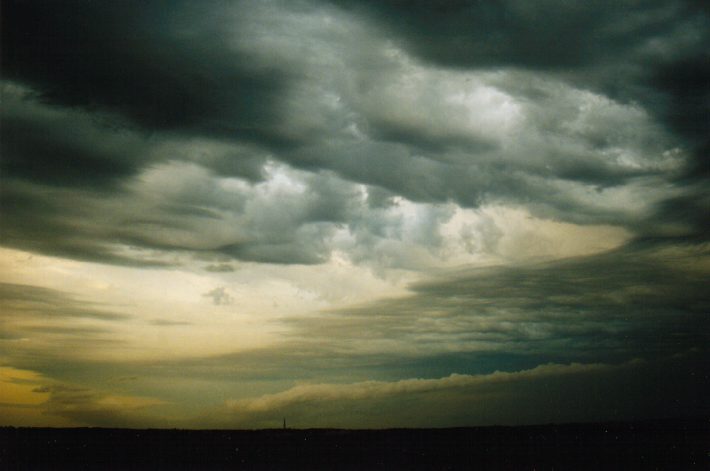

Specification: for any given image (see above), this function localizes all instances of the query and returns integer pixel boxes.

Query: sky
[0,0,708,429]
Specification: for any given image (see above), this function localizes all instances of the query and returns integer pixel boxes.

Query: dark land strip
[2,417,708,470]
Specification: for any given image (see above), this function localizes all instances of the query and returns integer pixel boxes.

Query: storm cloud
[2,0,706,266]
[0,0,707,428]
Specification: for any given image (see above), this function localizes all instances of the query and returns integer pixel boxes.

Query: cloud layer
[2,0,706,267]
[1,0,708,428]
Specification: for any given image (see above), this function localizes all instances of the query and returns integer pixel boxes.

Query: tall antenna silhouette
[283,417,286,430]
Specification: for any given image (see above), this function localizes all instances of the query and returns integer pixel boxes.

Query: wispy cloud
[203,287,234,306]
[0,282,131,321]
[32,384,166,428]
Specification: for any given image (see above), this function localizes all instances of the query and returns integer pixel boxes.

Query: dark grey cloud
[0,160,362,266]
[0,89,144,189]
[287,244,710,365]
[325,0,709,233]
[0,0,707,267]
[649,185,710,240]
[1,0,290,144]
[650,54,710,179]
[332,0,693,69]
[0,83,269,189]
[0,180,171,266]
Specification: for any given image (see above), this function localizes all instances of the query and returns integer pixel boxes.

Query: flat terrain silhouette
[2,417,708,470]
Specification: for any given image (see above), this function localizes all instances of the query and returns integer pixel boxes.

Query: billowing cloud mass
[0,0,708,428]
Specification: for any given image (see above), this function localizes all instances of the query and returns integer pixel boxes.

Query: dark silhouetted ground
[2,417,708,470]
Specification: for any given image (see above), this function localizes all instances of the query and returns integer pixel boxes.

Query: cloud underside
[286,245,710,363]
[1,0,708,267]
